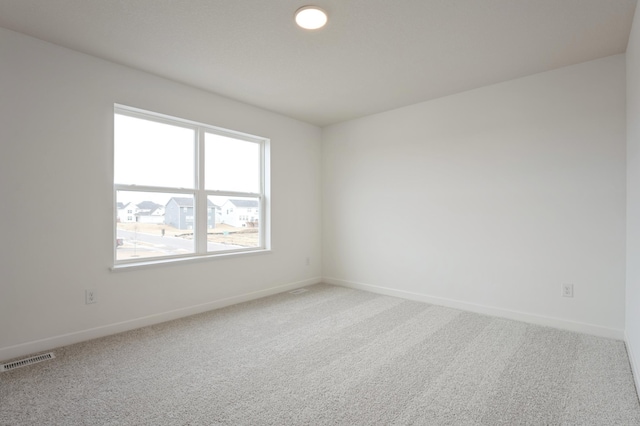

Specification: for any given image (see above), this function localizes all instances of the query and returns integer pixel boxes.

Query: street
[117,229,242,260]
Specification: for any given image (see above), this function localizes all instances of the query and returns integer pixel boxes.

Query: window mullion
[114,184,194,194]
[260,140,267,249]
[195,128,207,254]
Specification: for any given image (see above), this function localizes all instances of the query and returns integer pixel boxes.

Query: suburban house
[116,201,165,224]
[116,202,136,223]
[134,201,164,224]
[164,197,215,230]
[220,198,259,227]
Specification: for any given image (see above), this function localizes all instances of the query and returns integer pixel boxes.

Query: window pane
[207,195,260,252]
[114,106,268,265]
[116,191,195,261]
[115,114,195,188]
[205,133,260,192]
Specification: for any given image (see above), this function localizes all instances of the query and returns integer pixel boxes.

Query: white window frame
[113,104,270,269]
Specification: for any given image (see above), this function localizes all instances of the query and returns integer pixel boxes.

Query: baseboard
[0,277,321,362]
[625,331,640,403]
[324,277,624,340]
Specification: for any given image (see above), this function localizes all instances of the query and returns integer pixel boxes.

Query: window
[114,105,269,265]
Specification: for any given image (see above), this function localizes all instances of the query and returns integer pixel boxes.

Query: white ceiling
[0,0,637,126]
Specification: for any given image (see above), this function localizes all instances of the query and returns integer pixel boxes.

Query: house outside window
[114,105,269,266]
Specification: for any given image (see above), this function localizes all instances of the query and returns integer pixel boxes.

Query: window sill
[110,249,272,272]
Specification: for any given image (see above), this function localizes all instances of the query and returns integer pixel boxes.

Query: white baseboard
[0,277,321,362]
[625,331,640,402]
[324,277,624,340]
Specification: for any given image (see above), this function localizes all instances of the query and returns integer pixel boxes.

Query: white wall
[626,3,640,396]
[0,22,632,364]
[0,28,323,361]
[323,55,627,338]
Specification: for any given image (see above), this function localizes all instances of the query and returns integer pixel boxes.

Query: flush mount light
[295,6,328,30]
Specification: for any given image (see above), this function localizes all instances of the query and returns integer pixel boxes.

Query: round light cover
[295,6,328,30]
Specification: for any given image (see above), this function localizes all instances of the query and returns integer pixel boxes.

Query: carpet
[1,283,639,425]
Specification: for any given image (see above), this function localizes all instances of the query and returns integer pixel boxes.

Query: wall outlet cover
[85,289,97,304]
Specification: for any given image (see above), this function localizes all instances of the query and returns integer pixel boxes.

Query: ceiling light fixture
[295,6,328,30]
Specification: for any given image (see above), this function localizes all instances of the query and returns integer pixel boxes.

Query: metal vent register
[1,352,55,372]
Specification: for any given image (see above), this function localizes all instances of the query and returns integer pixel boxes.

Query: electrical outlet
[561,284,573,298]
[85,289,97,304]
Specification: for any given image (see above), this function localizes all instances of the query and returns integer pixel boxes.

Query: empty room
[2,0,640,424]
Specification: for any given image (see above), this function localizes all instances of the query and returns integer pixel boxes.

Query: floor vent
[1,352,55,373]
[289,288,309,295]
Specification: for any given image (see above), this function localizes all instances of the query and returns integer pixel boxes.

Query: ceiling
[0,0,637,127]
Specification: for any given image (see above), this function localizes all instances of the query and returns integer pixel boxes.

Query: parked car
[116,238,124,248]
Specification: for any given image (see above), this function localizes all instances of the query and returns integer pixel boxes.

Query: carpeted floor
[1,283,639,425]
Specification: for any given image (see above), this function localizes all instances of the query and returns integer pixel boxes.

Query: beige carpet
[1,284,639,425]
